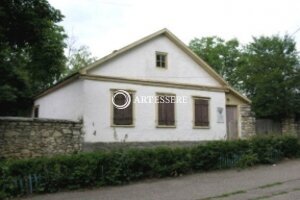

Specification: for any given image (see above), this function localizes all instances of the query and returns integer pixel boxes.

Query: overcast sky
[49,0,300,58]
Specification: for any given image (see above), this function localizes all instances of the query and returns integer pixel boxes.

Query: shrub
[237,153,259,168]
[249,135,299,164]
[0,135,299,198]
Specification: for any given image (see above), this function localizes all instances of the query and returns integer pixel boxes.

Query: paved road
[21,159,300,200]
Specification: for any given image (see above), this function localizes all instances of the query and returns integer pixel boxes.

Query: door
[226,105,238,140]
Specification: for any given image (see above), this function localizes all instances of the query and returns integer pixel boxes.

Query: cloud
[49,0,300,58]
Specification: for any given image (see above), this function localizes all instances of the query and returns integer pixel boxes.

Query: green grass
[258,182,283,189]
[250,195,270,200]
[292,187,300,191]
[249,191,288,200]
[199,190,246,199]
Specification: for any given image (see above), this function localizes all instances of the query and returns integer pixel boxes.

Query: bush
[250,135,299,164]
[237,153,259,168]
[0,135,299,198]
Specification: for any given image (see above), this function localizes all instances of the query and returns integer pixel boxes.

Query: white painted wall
[34,80,84,121]
[34,34,228,142]
[83,79,226,142]
[89,35,222,87]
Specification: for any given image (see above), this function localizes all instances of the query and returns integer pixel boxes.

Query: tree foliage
[189,37,241,87]
[237,35,300,119]
[0,0,66,116]
[189,35,300,119]
[65,44,97,75]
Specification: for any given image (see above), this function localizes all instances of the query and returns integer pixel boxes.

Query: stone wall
[255,117,300,137]
[240,105,256,138]
[282,118,298,136]
[0,117,83,159]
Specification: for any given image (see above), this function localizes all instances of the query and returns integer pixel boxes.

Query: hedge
[0,135,299,199]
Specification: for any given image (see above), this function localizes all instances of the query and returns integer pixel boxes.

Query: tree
[0,0,66,116]
[65,41,97,75]
[189,37,241,87]
[236,35,300,119]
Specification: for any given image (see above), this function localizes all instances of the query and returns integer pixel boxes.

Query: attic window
[156,52,167,68]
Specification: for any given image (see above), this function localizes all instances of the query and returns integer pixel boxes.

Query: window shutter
[113,93,133,125]
[195,99,209,127]
[113,94,124,124]
[158,95,175,126]
[166,97,175,125]
[123,97,133,125]
[158,98,166,125]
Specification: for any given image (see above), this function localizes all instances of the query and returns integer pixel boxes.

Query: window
[194,97,210,128]
[156,52,167,68]
[33,105,39,118]
[157,94,175,127]
[112,90,134,126]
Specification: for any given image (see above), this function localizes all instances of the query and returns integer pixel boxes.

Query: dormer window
[156,52,167,68]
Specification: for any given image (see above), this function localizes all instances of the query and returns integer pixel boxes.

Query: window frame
[192,96,211,129]
[156,92,176,128]
[110,89,136,127]
[155,51,168,69]
[32,105,39,118]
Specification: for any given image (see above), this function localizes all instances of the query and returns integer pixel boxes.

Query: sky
[49,0,300,58]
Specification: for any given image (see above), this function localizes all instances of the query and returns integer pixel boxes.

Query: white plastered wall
[89,35,222,87]
[34,80,84,121]
[82,79,227,142]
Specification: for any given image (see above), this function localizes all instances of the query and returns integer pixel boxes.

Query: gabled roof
[36,28,251,104]
[80,28,228,86]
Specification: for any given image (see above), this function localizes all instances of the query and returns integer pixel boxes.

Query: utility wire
[291,26,300,37]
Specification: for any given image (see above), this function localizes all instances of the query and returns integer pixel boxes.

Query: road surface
[20,159,300,200]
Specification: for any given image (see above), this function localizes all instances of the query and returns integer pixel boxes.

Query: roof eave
[34,72,80,100]
[227,86,252,104]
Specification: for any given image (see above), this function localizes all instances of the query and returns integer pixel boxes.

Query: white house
[33,29,251,143]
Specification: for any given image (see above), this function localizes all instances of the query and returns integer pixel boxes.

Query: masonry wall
[282,118,300,136]
[240,105,256,138]
[0,117,83,159]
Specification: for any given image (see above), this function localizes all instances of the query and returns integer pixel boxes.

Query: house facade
[34,29,251,143]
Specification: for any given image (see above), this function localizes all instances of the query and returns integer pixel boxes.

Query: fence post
[240,105,256,138]
[282,118,297,135]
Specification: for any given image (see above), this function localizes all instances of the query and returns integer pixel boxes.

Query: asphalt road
[20,159,300,200]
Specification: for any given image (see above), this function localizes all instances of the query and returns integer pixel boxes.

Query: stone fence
[282,118,300,136]
[1,114,298,159]
[240,105,300,138]
[240,105,256,138]
[255,117,300,136]
[0,117,83,159]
